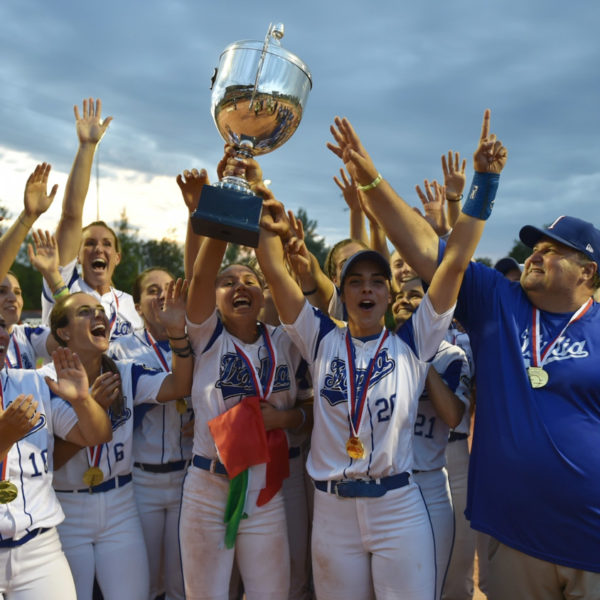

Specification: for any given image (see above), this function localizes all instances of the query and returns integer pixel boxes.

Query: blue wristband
[461,172,500,220]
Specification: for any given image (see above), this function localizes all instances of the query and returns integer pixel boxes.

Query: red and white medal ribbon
[145,329,171,373]
[108,290,120,336]
[344,329,389,439]
[530,298,593,368]
[232,324,277,401]
[0,385,8,481]
[4,335,23,369]
[86,444,103,471]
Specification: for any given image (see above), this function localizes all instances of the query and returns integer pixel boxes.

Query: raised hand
[415,180,449,237]
[0,395,40,445]
[259,193,292,241]
[90,371,121,410]
[23,163,58,219]
[176,168,210,213]
[473,109,508,174]
[157,278,189,336]
[441,151,467,201]
[327,117,379,187]
[217,144,264,189]
[74,98,112,146]
[46,347,90,406]
[333,168,361,211]
[28,230,60,278]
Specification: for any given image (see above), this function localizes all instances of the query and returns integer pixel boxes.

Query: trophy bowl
[192,23,312,247]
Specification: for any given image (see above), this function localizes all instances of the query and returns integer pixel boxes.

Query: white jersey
[49,360,168,490]
[5,324,51,369]
[445,325,474,435]
[109,329,193,464]
[328,285,345,321]
[412,340,471,471]
[41,257,143,340]
[186,310,306,460]
[283,295,455,481]
[0,367,78,541]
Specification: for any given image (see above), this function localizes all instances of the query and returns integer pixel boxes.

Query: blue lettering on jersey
[321,350,395,407]
[109,403,132,430]
[216,352,291,401]
[112,321,132,338]
[20,414,47,439]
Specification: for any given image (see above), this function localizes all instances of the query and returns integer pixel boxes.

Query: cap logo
[586,243,594,253]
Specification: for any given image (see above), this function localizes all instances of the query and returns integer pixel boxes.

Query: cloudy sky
[1,1,599,261]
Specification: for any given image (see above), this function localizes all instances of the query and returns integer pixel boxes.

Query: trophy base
[192,185,263,248]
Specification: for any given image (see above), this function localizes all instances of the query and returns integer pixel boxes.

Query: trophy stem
[217,175,252,194]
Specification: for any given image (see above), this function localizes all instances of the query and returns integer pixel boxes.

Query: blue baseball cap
[339,250,391,290]
[494,257,522,275]
[519,216,600,267]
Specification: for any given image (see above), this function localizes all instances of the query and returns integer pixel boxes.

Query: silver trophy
[192,23,312,247]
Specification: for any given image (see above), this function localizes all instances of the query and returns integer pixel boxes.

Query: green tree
[112,209,143,293]
[508,239,532,263]
[142,237,184,278]
[475,256,493,267]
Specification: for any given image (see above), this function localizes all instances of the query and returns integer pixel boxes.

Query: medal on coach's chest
[527,366,548,389]
[0,480,18,504]
[526,299,592,389]
[84,445,104,489]
[176,398,188,415]
[344,329,389,460]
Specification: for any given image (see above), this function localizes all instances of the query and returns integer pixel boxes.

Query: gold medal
[527,366,549,389]
[0,480,18,504]
[83,466,104,489]
[346,436,365,459]
[176,398,188,415]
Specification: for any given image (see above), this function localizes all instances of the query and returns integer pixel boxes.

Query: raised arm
[0,163,58,281]
[328,117,439,281]
[254,195,305,325]
[333,168,368,246]
[155,278,194,402]
[441,150,467,228]
[424,367,465,429]
[55,98,112,266]
[176,168,209,279]
[427,109,508,315]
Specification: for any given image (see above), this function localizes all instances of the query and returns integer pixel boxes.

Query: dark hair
[217,262,265,289]
[324,238,369,281]
[49,292,124,416]
[82,221,121,254]
[132,267,175,303]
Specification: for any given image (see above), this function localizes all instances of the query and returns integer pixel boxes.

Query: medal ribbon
[4,335,23,369]
[0,385,8,481]
[232,324,277,401]
[144,330,171,373]
[530,298,593,367]
[108,290,120,335]
[86,444,103,470]
[345,329,389,438]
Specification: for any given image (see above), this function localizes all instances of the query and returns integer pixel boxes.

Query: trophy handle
[249,23,284,113]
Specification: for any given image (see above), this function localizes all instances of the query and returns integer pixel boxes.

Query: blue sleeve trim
[133,403,156,429]
[396,316,417,355]
[312,307,337,362]
[202,318,223,355]
[131,363,163,399]
[440,358,462,392]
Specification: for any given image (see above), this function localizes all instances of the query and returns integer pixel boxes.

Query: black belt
[192,454,228,476]
[314,472,410,498]
[448,432,469,443]
[134,460,188,473]
[0,527,50,548]
[55,473,132,494]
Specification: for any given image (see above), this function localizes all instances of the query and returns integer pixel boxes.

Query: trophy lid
[221,36,312,88]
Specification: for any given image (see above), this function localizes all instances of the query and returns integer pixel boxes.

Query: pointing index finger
[480,109,491,141]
